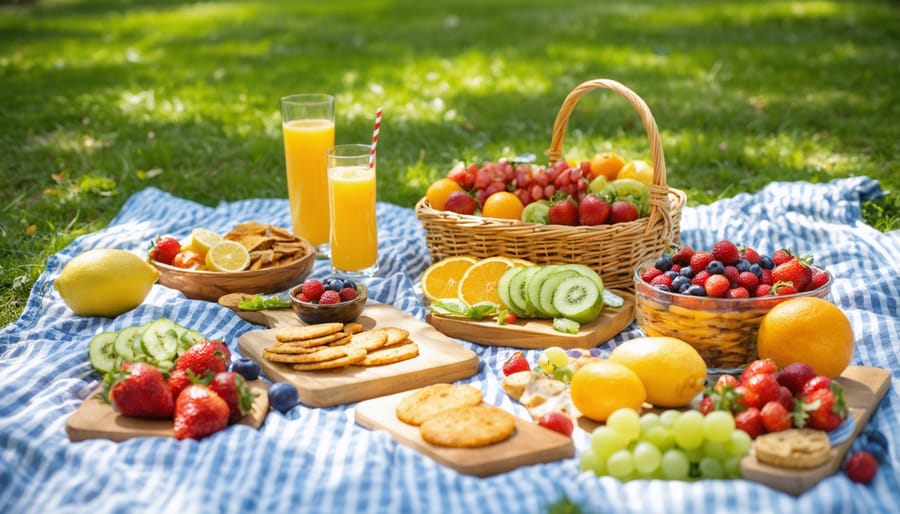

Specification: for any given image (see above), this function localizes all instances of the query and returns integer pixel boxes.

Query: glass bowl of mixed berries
[290,277,367,324]
[633,240,833,370]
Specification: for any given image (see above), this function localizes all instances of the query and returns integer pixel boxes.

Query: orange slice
[420,256,477,302]
[458,256,515,307]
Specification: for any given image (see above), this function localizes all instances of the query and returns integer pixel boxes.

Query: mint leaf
[238,295,291,311]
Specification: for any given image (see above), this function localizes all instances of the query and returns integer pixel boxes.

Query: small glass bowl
[289,283,367,324]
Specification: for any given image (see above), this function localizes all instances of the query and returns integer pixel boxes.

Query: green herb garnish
[238,295,291,311]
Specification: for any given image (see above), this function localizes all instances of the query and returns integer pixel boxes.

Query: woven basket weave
[414,79,687,291]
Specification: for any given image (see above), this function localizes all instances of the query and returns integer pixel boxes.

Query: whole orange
[570,360,646,422]
[617,160,654,185]
[757,297,854,378]
[426,178,463,211]
[481,191,524,220]
[589,152,626,181]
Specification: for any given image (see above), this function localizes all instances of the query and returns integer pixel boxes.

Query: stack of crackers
[395,384,516,448]
[224,221,310,271]
[263,322,419,371]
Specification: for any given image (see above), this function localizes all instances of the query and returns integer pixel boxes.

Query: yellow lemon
[617,160,654,185]
[570,360,646,422]
[608,336,707,408]
[184,228,222,254]
[205,240,251,272]
[54,249,159,317]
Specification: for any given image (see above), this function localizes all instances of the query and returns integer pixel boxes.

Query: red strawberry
[712,240,740,265]
[319,290,341,304]
[538,411,574,437]
[776,386,795,412]
[772,256,812,291]
[715,374,741,394]
[740,358,778,383]
[735,384,761,410]
[502,352,530,376]
[736,271,759,291]
[772,281,798,295]
[167,368,194,404]
[725,286,750,299]
[149,236,181,265]
[548,197,579,226]
[609,200,638,223]
[760,400,792,432]
[734,407,764,438]
[108,362,174,419]
[444,191,477,215]
[689,252,715,273]
[173,385,230,440]
[175,340,230,379]
[671,245,694,266]
[798,382,847,431]
[743,372,781,406]
[699,395,715,415]
[577,194,611,226]
[845,451,878,484]
[776,362,817,395]
[800,375,832,397]
[650,274,673,289]
[755,284,773,296]
[691,270,711,286]
[740,246,760,264]
[641,267,663,283]
[209,371,258,423]
[771,248,793,266]
[300,280,325,301]
[704,274,730,297]
[759,268,774,285]
[808,266,829,290]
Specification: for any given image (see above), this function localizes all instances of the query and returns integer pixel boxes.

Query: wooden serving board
[66,380,270,442]
[354,389,574,477]
[426,290,635,349]
[740,365,890,495]
[238,303,480,408]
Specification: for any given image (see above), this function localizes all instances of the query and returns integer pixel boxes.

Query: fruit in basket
[420,256,477,301]
[443,191,476,215]
[548,196,579,225]
[521,199,551,224]
[55,248,159,317]
[578,194,611,226]
[607,336,707,408]
[616,160,653,185]
[589,152,626,180]
[757,297,854,378]
[482,191,524,220]
[570,361,646,422]
[609,200,639,223]
[426,178,464,211]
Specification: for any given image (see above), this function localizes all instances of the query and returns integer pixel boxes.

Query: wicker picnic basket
[414,79,687,291]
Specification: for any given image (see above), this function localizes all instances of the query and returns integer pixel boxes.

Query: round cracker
[291,347,367,371]
[420,405,516,448]
[370,327,410,347]
[395,383,482,426]
[344,331,389,352]
[274,322,344,343]
[263,346,349,363]
[267,334,352,353]
[359,341,419,366]
[754,428,832,469]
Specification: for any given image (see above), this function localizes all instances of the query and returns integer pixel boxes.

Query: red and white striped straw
[369,107,382,169]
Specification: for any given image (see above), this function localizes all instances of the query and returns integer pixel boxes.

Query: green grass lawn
[2,0,898,329]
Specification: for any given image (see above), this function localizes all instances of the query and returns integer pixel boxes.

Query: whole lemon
[54,249,159,317]
[757,297,854,378]
[569,360,646,422]
[608,336,707,408]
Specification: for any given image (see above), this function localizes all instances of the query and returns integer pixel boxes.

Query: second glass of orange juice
[326,144,378,277]
[281,93,335,255]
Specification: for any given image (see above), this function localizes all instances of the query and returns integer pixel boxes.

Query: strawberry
[699,395,715,415]
[734,407,764,438]
[300,280,325,301]
[671,245,694,266]
[725,286,749,299]
[797,382,847,431]
[800,375,832,397]
[771,281,798,295]
[735,384,761,410]
[609,200,638,223]
[740,359,778,383]
[761,400,792,432]
[739,246,760,264]
[149,236,181,265]
[577,194,611,226]
[704,274,730,298]
[167,368,194,404]
[808,266,829,290]
[743,372,781,407]
[548,197,579,226]
[776,362,817,395]
[209,371,258,423]
[759,268,774,285]
[712,240,740,265]
[771,248,793,266]
[691,270,711,286]
[689,251,715,273]
[641,267,663,283]
[444,191,477,215]
[736,271,759,291]
[175,340,230,379]
[755,284,773,296]
[650,274,673,289]
[108,362,174,419]
[715,374,741,394]
[173,385,230,440]
[776,385,795,412]
[502,352,530,376]
[772,256,812,291]
[845,451,878,484]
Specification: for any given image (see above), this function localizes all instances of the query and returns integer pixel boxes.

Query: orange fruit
[570,360,646,422]
[420,256,477,302]
[608,337,707,408]
[457,256,515,306]
[426,178,464,211]
[617,160,654,185]
[481,192,524,220]
[589,152,626,180]
[757,297,854,378]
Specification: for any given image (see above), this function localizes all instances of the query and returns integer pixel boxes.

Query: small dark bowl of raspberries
[290,277,367,324]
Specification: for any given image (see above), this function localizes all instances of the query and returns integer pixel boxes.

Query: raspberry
[712,240,740,265]
[339,287,358,301]
[689,251,715,273]
[296,292,310,303]
[736,271,759,290]
[723,265,740,284]
[845,451,878,484]
[300,280,325,301]
[318,290,341,304]
[692,270,711,286]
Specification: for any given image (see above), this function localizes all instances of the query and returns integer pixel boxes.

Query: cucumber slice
[113,326,140,362]
[497,267,520,313]
[525,265,559,318]
[552,317,581,334]
[178,329,205,355]
[508,266,541,317]
[538,269,580,318]
[141,318,180,362]
[131,322,151,359]
[552,276,603,323]
[88,332,119,373]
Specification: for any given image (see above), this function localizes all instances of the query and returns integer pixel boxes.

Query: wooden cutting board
[66,380,270,442]
[354,388,574,477]
[740,365,890,495]
[426,290,635,349]
[238,303,480,407]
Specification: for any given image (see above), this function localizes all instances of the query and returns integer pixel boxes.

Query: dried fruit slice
[457,256,515,307]
[205,240,251,272]
[420,256,477,302]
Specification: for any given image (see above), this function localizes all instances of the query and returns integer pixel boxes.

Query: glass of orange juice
[281,93,335,256]
[326,144,378,278]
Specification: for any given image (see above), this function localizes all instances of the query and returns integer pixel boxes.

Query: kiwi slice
[554,264,604,294]
[552,276,603,323]
[508,266,541,317]
[537,269,580,318]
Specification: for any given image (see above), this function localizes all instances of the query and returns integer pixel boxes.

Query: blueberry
[687,284,707,296]
[229,357,260,380]
[588,348,603,357]
[324,278,343,292]
[759,255,775,269]
[749,263,762,277]
[860,429,889,453]
[342,279,357,289]
[679,267,695,279]
[654,284,671,292]
[566,349,582,359]
[268,382,300,413]
[706,260,725,275]
[664,270,679,280]
[654,254,673,272]
[859,442,888,464]
[736,259,750,272]
[672,275,691,292]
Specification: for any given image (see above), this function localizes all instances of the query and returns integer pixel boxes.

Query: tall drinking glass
[326,144,378,278]
[281,93,335,255]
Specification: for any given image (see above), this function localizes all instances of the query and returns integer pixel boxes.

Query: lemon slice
[186,228,223,253]
[205,241,250,272]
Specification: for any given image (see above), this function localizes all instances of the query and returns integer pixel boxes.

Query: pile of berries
[700,359,847,439]
[845,429,889,484]
[295,277,358,305]
[640,240,830,298]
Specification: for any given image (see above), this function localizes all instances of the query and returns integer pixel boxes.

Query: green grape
[552,366,574,383]
[632,441,662,475]
[703,410,736,443]
[661,449,690,480]
[640,412,661,435]
[699,457,725,479]
[703,441,729,460]
[591,426,628,458]
[684,446,705,464]
[723,456,743,478]
[644,426,676,452]
[606,449,635,479]
[607,408,642,442]
[539,346,568,373]
[726,429,752,457]
[579,449,607,476]
[659,409,682,428]
[673,410,705,450]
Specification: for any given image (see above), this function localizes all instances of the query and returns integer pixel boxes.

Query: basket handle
[546,79,667,189]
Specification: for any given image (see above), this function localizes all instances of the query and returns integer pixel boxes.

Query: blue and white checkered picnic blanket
[1,177,897,514]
